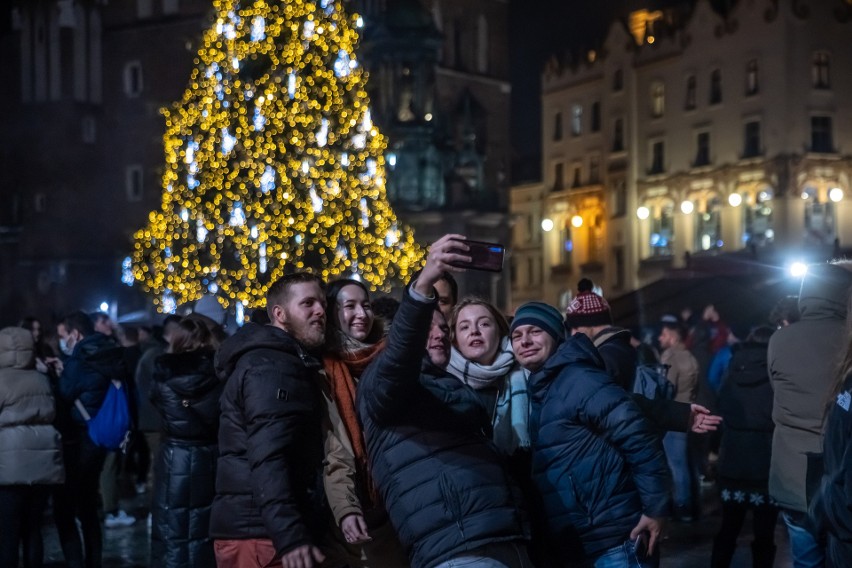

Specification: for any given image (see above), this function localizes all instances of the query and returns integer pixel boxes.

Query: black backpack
[633,363,675,401]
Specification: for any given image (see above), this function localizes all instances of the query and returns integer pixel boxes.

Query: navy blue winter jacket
[57,333,127,434]
[358,291,529,568]
[529,333,671,562]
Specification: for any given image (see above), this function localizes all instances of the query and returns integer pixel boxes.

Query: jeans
[431,542,534,568]
[663,432,692,513]
[782,510,825,568]
[593,538,659,568]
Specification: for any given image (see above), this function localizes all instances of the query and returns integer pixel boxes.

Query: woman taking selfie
[321,278,408,567]
[150,314,223,567]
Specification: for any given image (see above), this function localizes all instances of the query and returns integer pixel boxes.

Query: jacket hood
[155,349,220,397]
[75,333,127,380]
[532,332,604,391]
[214,322,310,380]
[0,327,35,370]
[799,263,852,321]
[592,326,632,347]
[728,342,769,386]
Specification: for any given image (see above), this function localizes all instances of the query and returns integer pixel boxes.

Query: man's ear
[270,304,286,325]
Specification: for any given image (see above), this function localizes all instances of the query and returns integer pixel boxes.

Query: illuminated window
[746,59,759,96]
[650,203,674,257]
[559,224,573,266]
[571,104,583,136]
[813,52,830,89]
[651,82,664,117]
[695,197,722,251]
[744,189,774,247]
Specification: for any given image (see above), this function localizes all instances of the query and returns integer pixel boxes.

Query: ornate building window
[591,101,601,132]
[802,186,836,245]
[571,104,583,136]
[651,82,664,117]
[649,140,665,174]
[746,59,759,96]
[613,68,623,92]
[476,14,488,73]
[709,69,722,105]
[743,121,761,158]
[553,111,562,141]
[612,118,624,152]
[694,131,710,167]
[553,162,564,191]
[685,75,696,110]
[811,116,834,153]
[650,202,674,257]
[812,51,831,89]
[744,189,774,247]
[695,197,722,251]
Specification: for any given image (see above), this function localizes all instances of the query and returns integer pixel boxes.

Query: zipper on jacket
[568,473,593,526]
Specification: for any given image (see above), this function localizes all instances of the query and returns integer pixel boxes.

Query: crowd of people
[2,234,852,568]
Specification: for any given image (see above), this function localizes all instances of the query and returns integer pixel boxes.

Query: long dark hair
[168,314,223,354]
[324,278,384,353]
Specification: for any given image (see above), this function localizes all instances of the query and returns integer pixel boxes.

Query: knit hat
[565,279,613,328]
[510,302,564,342]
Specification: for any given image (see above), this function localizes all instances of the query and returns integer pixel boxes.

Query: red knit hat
[565,279,613,328]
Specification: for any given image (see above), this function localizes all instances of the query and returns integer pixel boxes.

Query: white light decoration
[801,192,810,200]
[295,234,303,244]
[341,153,350,167]
[162,291,177,314]
[387,153,397,167]
[250,225,259,239]
[221,128,237,154]
[196,219,208,242]
[636,206,650,220]
[185,140,198,164]
[680,200,695,214]
[259,243,267,273]
[541,218,554,232]
[765,229,775,240]
[301,159,310,174]
[253,107,266,131]
[829,187,844,202]
[362,109,373,131]
[208,282,219,294]
[352,133,366,149]
[260,166,275,193]
[187,174,199,189]
[571,215,584,228]
[229,203,246,226]
[356,15,364,28]
[180,208,189,222]
[366,158,377,177]
[303,20,315,40]
[235,301,245,326]
[250,15,266,41]
[334,49,351,77]
[121,256,134,286]
[359,198,370,227]
[317,118,329,147]
[100,302,109,313]
[728,193,743,207]
[385,226,400,246]
[232,57,240,71]
[310,187,323,212]
[288,72,297,98]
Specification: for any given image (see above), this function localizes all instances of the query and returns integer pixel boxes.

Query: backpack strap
[74,379,123,422]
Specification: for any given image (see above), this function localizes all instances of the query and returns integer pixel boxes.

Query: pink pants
[214,539,278,568]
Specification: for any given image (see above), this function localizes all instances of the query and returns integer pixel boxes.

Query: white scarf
[447,337,531,454]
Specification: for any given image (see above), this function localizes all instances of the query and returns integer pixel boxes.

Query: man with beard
[211,273,329,568]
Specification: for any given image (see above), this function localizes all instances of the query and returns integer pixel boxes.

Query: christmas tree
[131,0,423,313]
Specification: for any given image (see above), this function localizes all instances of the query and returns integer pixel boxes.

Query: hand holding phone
[447,239,505,272]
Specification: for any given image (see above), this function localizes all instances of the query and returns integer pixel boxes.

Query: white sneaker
[104,510,136,528]
[135,483,147,495]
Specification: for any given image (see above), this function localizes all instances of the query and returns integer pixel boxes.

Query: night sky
[508,0,722,183]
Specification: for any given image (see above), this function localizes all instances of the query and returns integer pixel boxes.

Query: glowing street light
[680,200,694,215]
[541,218,554,232]
[728,193,742,207]
[571,215,584,228]
[829,187,844,203]
[789,262,808,278]
[636,206,650,220]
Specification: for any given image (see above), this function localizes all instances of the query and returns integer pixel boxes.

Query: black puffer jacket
[358,291,528,568]
[210,323,325,557]
[717,342,774,482]
[57,333,127,437]
[529,333,671,562]
[150,349,221,568]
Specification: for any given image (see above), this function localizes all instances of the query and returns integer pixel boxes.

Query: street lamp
[728,193,742,207]
[829,187,844,203]
[541,218,554,232]
[571,215,583,228]
[680,200,694,215]
[636,206,650,220]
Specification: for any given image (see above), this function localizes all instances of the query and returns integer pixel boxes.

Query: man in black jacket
[210,273,328,568]
[358,235,532,568]
[50,311,127,568]
[511,301,672,567]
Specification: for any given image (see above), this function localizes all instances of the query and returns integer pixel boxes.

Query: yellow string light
[131,0,423,310]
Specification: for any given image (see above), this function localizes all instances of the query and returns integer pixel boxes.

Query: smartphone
[448,239,505,272]
[633,531,649,560]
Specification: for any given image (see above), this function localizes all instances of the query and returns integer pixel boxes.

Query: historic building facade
[510,0,852,309]
[0,0,510,322]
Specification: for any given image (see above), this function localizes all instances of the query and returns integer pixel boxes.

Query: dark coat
[529,333,671,562]
[814,374,852,566]
[209,323,325,558]
[135,342,166,432]
[358,291,528,568]
[150,349,222,568]
[57,333,127,437]
[593,327,691,433]
[717,342,774,482]
[768,264,852,512]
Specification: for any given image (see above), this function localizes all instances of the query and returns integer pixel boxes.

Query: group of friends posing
[9,235,852,568]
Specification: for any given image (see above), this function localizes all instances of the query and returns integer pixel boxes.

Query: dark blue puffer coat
[529,333,671,562]
[358,291,529,568]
